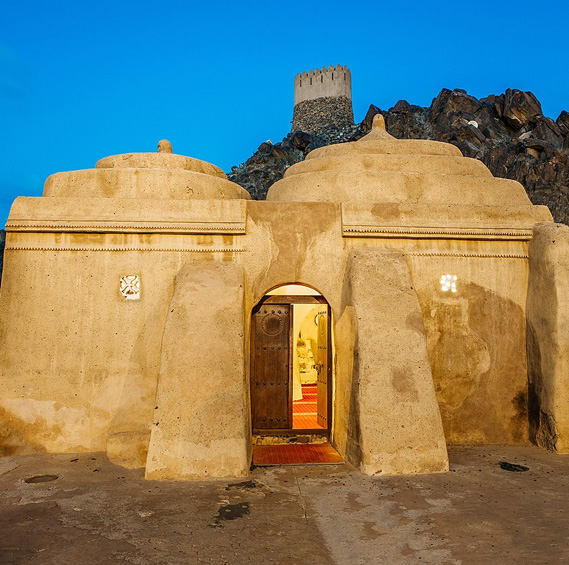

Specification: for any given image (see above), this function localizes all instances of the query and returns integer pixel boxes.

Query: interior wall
[293,304,319,393]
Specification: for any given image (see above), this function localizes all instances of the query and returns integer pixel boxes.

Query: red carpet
[292,384,324,430]
[252,442,343,466]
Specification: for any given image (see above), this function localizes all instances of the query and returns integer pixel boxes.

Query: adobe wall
[527,222,569,452]
[0,197,544,476]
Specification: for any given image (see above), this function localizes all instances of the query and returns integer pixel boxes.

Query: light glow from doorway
[267,284,321,296]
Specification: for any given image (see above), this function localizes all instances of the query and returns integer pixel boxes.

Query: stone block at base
[145,263,250,480]
[345,248,449,475]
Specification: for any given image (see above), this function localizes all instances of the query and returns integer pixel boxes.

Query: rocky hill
[229,88,569,224]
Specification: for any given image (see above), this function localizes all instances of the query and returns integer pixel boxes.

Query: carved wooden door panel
[251,304,291,431]
[316,307,329,429]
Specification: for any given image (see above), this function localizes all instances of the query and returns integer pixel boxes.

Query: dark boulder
[557,110,569,137]
[502,89,543,130]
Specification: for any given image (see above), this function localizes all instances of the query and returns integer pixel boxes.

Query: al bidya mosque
[1,75,568,480]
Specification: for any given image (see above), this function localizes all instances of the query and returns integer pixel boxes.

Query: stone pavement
[0,445,568,564]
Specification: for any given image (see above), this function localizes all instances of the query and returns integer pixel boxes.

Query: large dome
[267,115,532,207]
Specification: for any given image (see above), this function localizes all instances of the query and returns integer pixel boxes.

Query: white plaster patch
[120,275,140,300]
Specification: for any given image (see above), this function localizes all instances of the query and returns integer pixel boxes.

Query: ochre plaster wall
[0,119,560,479]
[410,254,530,445]
[0,239,178,456]
[0,197,545,473]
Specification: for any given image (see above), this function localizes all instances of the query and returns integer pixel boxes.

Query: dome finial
[372,113,386,131]
[359,112,394,142]
[158,139,173,154]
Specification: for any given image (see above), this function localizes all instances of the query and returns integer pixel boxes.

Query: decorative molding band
[6,221,246,235]
[407,251,528,259]
[342,226,533,240]
[5,246,247,253]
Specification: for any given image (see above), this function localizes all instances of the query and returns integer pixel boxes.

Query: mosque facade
[0,72,568,480]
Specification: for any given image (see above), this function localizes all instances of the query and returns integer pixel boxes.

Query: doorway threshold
[253,433,327,446]
[252,442,343,466]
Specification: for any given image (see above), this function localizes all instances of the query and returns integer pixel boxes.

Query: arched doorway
[250,284,332,437]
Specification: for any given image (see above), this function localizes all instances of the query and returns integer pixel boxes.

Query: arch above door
[250,286,332,436]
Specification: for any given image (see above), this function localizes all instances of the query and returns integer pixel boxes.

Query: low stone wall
[292,96,354,135]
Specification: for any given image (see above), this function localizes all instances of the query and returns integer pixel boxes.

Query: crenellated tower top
[294,65,352,105]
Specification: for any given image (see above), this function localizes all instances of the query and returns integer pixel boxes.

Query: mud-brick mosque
[0,65,568,480]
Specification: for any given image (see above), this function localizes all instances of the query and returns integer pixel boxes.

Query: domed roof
[266,115,532,207]
[95,139,227,179]
[44,140,250,201]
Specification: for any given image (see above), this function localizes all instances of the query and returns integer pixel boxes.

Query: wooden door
[251,304,291,431]
[316,307,329,429]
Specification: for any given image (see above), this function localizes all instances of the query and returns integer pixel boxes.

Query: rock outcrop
[229,89,569,225]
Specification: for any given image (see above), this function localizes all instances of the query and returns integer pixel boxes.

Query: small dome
[44,141,250,201]
[96,141,226,180]
[267,114,532,207]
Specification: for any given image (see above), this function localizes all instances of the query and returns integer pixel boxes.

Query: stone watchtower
[291,65,354,136]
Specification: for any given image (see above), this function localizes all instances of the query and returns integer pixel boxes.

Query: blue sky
[1,0,568,226]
